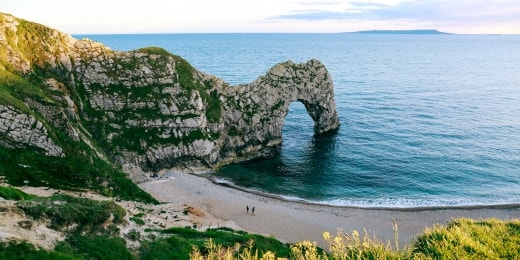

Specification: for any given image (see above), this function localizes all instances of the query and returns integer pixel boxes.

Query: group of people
[246,205,255,215]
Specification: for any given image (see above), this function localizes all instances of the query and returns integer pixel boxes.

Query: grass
[55,235,135,260]
[0,146,157,204]
[136,47,173,56]
[130,215,146,226]
[17,193,126,232]
[140,227,291,259]
[0,67,38,111]
[0,185,35,200]
[0,240,75,260]
[412,218,520,259]
[173,56,222,124]
[0,187,132,259]
[189,218,520,260]
[0,235,134,260]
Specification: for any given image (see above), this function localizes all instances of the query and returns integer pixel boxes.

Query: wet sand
[139,170,520,249]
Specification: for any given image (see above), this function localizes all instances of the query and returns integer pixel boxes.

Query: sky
[2,0,520,34]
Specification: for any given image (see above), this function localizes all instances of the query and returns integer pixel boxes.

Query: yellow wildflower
[262,251,275,260]
[323,231,330,241]
[352,230,359,238]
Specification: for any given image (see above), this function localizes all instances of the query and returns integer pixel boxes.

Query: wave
[313,197,520,209]
[208,176,520,210]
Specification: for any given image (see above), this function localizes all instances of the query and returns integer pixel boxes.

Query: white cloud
[269,0,520,33]
[1,0,519,33]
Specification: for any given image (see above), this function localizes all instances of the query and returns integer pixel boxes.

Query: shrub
[126,229,141,241]
[18,194,126,231]
[144,227,291,259]
[17,220,33,229]
[0,240,74,259]
[130,215,145,226]
[55,234,134,260]
[139,234,193,259]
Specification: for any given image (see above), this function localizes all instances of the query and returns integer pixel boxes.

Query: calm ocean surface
[78,33,520,208]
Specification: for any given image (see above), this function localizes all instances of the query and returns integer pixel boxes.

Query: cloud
[270,1,428,21]
[4,0,520,33]
[270,0,520,23]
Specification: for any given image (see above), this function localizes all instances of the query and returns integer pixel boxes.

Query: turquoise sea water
[78,33,520,208]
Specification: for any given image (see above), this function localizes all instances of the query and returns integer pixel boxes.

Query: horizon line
[71,31,519,36]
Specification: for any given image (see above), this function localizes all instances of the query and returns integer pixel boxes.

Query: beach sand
[139,171,520,249]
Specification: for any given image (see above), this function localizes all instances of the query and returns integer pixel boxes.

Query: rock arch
[0,12,340,171]
[219,59,340,163]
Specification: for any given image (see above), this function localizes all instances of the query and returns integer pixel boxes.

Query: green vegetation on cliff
[70,47,222,162]
[0,67,42,112]
[1,13,157,203]
[0,146,156,203]
[173,55,222,124]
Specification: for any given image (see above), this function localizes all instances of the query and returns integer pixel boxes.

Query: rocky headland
[0,12,339,176]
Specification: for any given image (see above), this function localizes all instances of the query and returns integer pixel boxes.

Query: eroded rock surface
[0,105,63,157]
[0,12,339,172]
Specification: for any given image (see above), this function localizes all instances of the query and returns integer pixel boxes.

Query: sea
[76,33,520,208]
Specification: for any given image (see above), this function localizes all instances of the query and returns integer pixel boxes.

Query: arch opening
[282,101,314,147]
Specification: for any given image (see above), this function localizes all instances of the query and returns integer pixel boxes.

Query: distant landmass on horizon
[349,29,451,34]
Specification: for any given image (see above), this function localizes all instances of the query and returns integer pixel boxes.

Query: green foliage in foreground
[413,218,520,259]
[0,189,134,259]
[191,218,520,260]
[0,237,135,260]
[139,227,292,259]
[0,216,519,259]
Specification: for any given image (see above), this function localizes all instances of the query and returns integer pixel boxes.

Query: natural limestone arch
[218,59,340,164]
[0,12,340,171]
[269,59,340,135]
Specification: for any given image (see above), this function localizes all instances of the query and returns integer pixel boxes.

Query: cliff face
[0,13,339,173]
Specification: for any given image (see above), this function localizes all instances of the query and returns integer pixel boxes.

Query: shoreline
[139,170,520,249]
[205,175,520,212]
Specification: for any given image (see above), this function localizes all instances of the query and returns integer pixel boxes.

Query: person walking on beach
[246,205,249,214]
[251,207,255,216]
